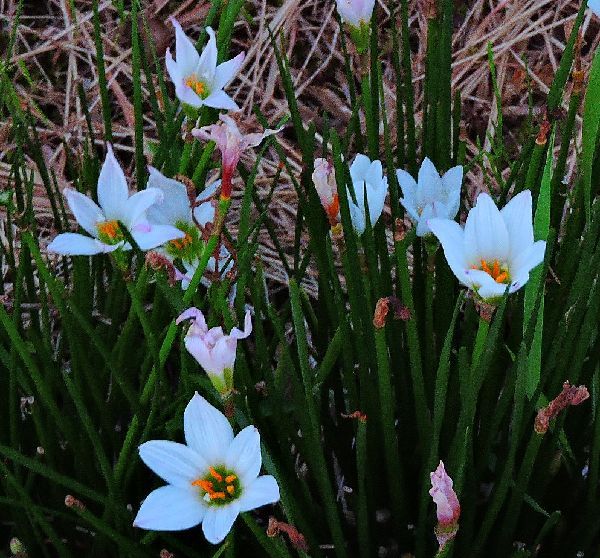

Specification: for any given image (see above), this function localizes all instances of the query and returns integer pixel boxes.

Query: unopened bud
[64,495,85,511]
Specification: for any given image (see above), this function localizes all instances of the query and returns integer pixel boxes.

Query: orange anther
[225,474,237,483]
[97,220,120,239]
[495,272,508,284]
[192,479,214,492]
[480,260,491,275]
[226,485,235,495]
[492,260,500,279]
[209,491,226,500]
[209,467,223,482]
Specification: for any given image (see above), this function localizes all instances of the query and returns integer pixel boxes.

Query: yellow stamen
[226,485,235,495]
[185,76,206,97]
[97,220,120,239]
[225,474,237,483]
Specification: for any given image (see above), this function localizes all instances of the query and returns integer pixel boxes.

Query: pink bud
[193,114,282,199]
[177,308,252,394]
[312,158,340,225]
[429,461,460,526]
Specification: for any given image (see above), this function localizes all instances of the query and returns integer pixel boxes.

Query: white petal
[500,190,534,262]
[365,159,383,187]
[416,204,436,237]
[193,202,216,227]
[47,233,120,256]
[238,475,280,512]
[465,269,509,300]
[184,392,234,464]
[464,193,509,263]
[63,188,104,237]
[198,27,218,81]
[123,188,163,228]
[396,169,418,213]
[417,157,442,205]
[348,197,365,234]
[213,52,245,91]
[139,440,208,488]
[202,90,239,111]
[441,165,463,218]
[165,48,182,88]
[427,218,469,286]
[97,145,129,221]
[366,176,388,227]
[146,167,193,226]
[512,240,546,277]
[202,502,240,544]
[349,154,372,183]
[133,485,205,531]
[225,425,261,483]
[196,179,221,203]
[175,82,203,108]
[132,224,185,250]
[172,18,201,77]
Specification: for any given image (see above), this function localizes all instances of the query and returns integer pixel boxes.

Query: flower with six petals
[396,157,463,237]
[347,154,388,235]
[133,393,280,544]
[166,19,245,111]
[428,190,546,302]
[47,146,183,256]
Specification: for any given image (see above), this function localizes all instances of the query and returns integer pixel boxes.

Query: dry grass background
[2,0,600,296]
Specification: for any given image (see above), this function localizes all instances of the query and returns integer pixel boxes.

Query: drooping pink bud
[193,114,282,200]
[429,461,460,550]
[176,307,252,397]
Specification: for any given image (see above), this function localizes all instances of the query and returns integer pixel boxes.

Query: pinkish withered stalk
[534,381,589,434]
[429,461,460,551]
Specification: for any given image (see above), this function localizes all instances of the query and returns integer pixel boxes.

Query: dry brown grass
[2,0,600,295]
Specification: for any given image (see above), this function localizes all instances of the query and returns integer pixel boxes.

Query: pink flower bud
[312,158,339,225]
[176,308,252,395]
[429,461,460,550]
[193,114,282,199]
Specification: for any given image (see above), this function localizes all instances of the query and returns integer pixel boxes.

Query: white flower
[396,157,463,237]
[133,393,280,544]
[47,146,183,256]
[589,0,600,17]
[145,168,233,289]
[166,19,245,111]
[347,154,388,234]
[336,0,375,28]
[428,191,546,301]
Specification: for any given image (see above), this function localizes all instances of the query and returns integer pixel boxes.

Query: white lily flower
[133,393,280,544]
[145,168,233,289]
[396,157,463,237]
[589,0,600,17]
[347,154,388,234]
[336,0,375,28]
[428,191,546,301]
[166,19,245,111]
[47,146,184,256]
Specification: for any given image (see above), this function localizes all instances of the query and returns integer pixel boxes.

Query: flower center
[96,220,124,244]
[471,259,510,284]
[185,75,208,98]
[192,466,240,506]
[165,222,199,261]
